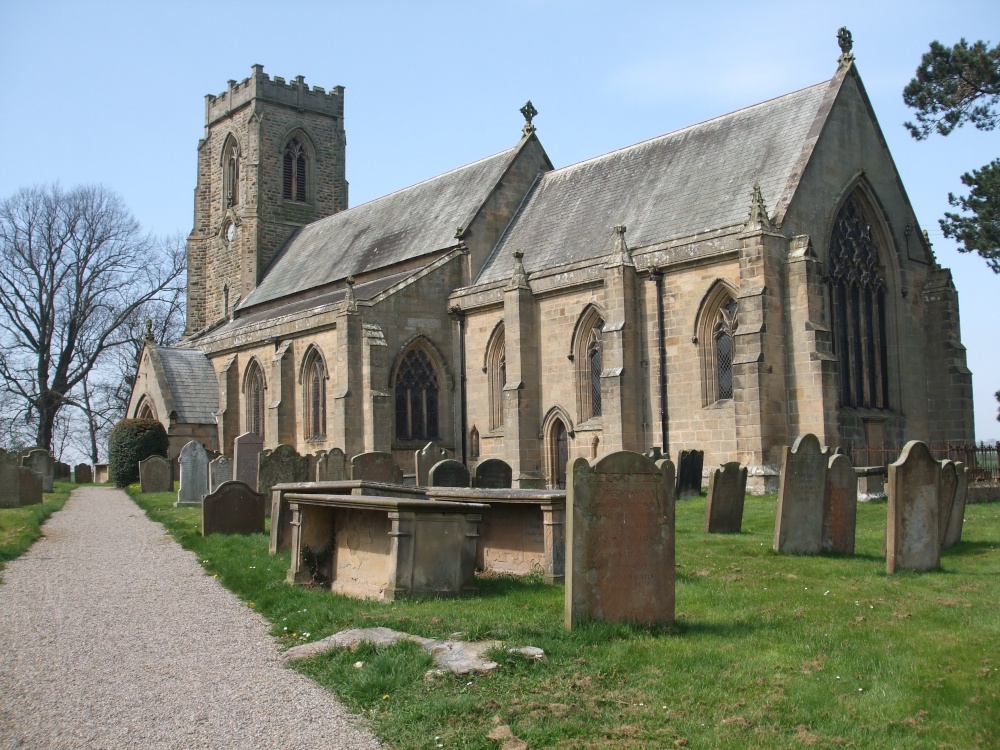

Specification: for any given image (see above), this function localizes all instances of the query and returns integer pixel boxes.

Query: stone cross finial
[344,275,358,312]
[837,27,855,67]
[144,319,154,342]
[745,183,774,232]
[605,224,635,268]
[508,250,530,290]
[520,100,538,136]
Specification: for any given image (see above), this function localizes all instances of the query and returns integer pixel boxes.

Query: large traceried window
[282,137,308,202]
[301,346,327,440]
[828,192,890,410]
[696,281,739,405]
[573,306,604,423]
[486,324,506,430]
[244,360,266,438]
[223,135,240,208]
[714,299,737,401]
[394,347,439,441]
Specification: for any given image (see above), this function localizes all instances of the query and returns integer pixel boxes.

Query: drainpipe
[449,306,468,463]
[648,268,668,454]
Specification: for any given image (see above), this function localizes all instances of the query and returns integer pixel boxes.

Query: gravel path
[0,487,386,750]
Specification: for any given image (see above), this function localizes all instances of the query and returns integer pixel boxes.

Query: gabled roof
[154,346,218,424]
[476,78,834,284]
[241,146,520,309]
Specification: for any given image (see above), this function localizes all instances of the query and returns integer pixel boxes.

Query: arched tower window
[829,193,890,409]
[486,324,506,430]
[301,346,327,440]
[696,282,739,405]
[222,136,240,208]
[394,347,439,441]
[573,306,605,423]
[244,360,266,439]
[283,137,308,202]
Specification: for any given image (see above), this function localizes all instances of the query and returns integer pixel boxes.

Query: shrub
[107,419,169,487]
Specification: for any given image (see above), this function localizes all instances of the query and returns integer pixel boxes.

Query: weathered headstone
[176,441,209,506]
[55,462,71,480]
[937,460,958,547]
[258,445,309,513]
[18,467,43,506]
[233,431,264,490]
[139,455,172,493]
[943,462,969,548]
[565,451,675,629]
[822,453,857,554]
[21,448,54,493]
[887,440,941,574]
[0,453,22,508]
[675,449,704,499]
[74,463,93,484]
[314,448,347,481]
[704,461,748,533]
[428,459,471,488]
[414,442,453,486]
[773,434,830,554]
[208,455,233,494]
[202,480,265,536]
[351,451,403,484]
[475,458,513,489]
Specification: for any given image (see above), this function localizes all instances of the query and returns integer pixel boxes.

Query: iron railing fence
[842,441,1000,483]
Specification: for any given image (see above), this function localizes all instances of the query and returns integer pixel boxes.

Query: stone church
[128,32,974,492]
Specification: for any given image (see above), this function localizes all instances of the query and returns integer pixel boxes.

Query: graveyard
[127,472,1000,749]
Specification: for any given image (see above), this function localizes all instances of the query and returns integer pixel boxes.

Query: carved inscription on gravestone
[887,440,941,574]
[257,445,309,515]
[822,454,857,554]
[566,451,675,629]
[774,434,830,554]
[176,441,209,506]
[705,461,748,533]
[209,455,233,494]
[428,459,470,488]
[475,458,513,489]
[140,455,172,493]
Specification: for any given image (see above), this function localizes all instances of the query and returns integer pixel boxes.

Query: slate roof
[155,347,218,423]
[241,146,519,309]
[476,80,832,284]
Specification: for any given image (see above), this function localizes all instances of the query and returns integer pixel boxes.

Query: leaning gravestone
[140,455,172,493]
[21,448,54,493]
[0,453,21,508]
[704,461,748,533]
[314,448,347,481]
[176,441,209,506]
[208,455,233,494]
[566,451,675,629]
[475,458,513,489]
[676,449,705,499]
[18,467,43,506]
[414,442,453,486]
[943,463,969,548]
[937,460,958,547]
[74,463,93,484]
[233,432,264,490]
[822,453,858,554]
[887,440,941,574]
[257,445,309,514]
[428,459,471,488]
[202,480,266,536]
[773,434,830,554]
[352,451,403,484]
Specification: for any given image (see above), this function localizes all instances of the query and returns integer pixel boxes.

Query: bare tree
[0,184,185,452]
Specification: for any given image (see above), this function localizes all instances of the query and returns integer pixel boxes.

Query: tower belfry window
[226,144,239,206]
[283,138,307,202]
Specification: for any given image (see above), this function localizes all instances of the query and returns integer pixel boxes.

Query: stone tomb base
[426,488,565,583]
[285,494,486,601]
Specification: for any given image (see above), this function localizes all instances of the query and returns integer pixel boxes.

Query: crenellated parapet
[205,64,344,129]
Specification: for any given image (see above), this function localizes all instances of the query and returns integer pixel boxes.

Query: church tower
[185,65,347,335]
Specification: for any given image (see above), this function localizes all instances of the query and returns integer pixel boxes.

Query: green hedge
[107,419,168,487]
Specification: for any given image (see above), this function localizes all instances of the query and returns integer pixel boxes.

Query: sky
[1,0,998,442]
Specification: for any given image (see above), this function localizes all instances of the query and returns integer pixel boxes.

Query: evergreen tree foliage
[107,418,168,488]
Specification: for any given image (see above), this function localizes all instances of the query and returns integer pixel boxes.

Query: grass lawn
[129,486,1000,749]
[1,481,75,575]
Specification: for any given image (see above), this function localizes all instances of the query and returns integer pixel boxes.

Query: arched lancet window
[469,425,480,459]
[136,397,155,420]
[283,137,308,202]
[549,418,569,489]
[244,360,266,439]
[301,347,327,440]
[486,324,506,430]
[829,192,890,409]
[394,347,439,441]
[714,299,737,401]
[222,136,240,207]
[696,282,739,405]
[587,325,603,418]
[573,306,604,423]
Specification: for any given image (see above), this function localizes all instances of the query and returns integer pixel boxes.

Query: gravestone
[644,447,665,462]
[202,480,266,536]
[887,440,941,574]
[822,454,857,554]
[18,467,42,506]
[209,455,233,494]
[314,448,347,481]
[675,449,705,499]
[773,434,830,554]
[351,451,403,484]
[257,445,309,513]
[943,462,969,548]
[704,461,748,533]
[414,442,453,486]
[233,432,264,490]
[475,458,513,489]
[74,463,93,484]
[21,448,54,492]
[0,453,21,508]
[428,459,471,488]
[55,462,71,480]
[176,441,209,506]
[937,460,958,547]
[140,455,172,493]
[566,451,675,629]
[93,463,109,483]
